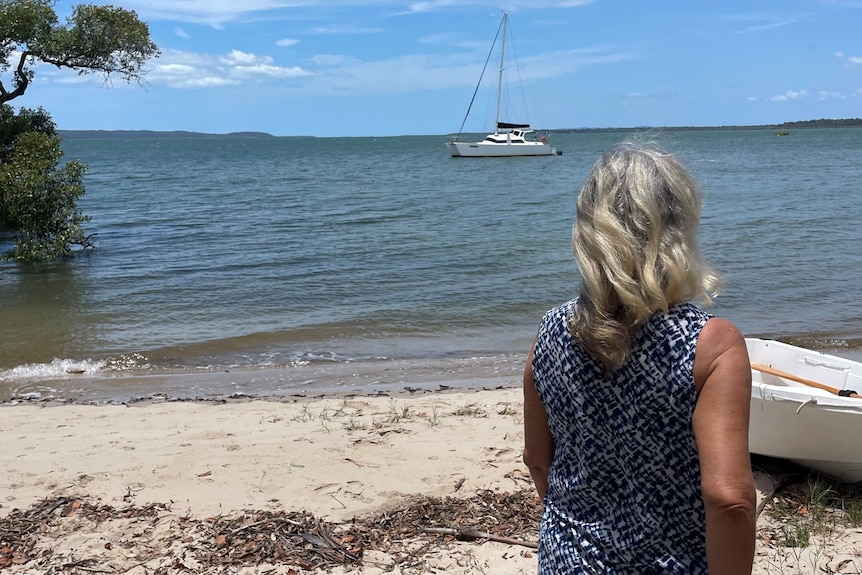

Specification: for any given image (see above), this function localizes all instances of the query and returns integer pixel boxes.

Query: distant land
[551,118,862,134]
[58,130,275,140]
[58,118,862,139]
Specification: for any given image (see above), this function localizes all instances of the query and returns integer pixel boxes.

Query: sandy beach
[2,386,861,574]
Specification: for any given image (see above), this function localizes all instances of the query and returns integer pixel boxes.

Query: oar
[751,363,861,398]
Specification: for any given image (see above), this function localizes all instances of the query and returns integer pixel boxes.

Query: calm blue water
[2,129,861,402]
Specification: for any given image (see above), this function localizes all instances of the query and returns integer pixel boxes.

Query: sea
[1,128,861,403]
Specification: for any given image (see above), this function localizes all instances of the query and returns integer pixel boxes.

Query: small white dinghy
[747,338,862,483]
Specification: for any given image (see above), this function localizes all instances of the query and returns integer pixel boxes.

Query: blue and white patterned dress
[531,300,712,574]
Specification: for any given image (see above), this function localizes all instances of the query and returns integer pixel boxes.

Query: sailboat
[447,13,560,158]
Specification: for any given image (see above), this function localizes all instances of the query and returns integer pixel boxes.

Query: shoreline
[0,354,527,405]
[4,339,862,405]
[3,385,861,573]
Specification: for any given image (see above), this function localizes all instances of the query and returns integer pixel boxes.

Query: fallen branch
[422,526,538,549]
[229,515,303,537]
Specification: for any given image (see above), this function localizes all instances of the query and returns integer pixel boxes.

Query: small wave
[0,358,107,381]
[0,353,154,382]
[102,353,152,371]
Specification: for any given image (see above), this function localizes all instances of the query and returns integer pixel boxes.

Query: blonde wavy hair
[569,142,722,373]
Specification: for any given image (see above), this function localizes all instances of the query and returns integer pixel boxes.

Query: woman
[523,143,756,574]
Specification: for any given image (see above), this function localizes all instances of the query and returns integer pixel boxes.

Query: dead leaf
[61,500,79,516]
[11,552,28,565]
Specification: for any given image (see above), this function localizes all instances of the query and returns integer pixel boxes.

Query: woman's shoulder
[697,316,745,352]
[670,301,712,320]
[541,299,577,324]
[535,299,577,340]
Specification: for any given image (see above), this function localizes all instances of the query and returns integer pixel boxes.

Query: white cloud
[737,19,798,33]
[181,76,242,87]
[220,50,263,66]
[404,0,592,14]
[817,90,845,100]
[146,48,311,88]
[724,12,818,36]
[404,0,461,13]
[120,0,480,25]
[835,51,845,57]
[118,0,594,23]
[847,56,862,66]
[157,63,197,74]
[619,91,672,103]
[306,25,385,35]
[232,64,310,79]
[108,1,316,25]
[27,20,629,97]
[770,90,808,102]
[150,57,242,88]
[285,45,633,95]
[747,96,760,101]
[309,54,359,66]
[615,91,673,107]
[276,38,300,47]
[53,75,96,85]
[174,26,190,38]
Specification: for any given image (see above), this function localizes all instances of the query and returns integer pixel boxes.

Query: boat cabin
[484,124,540,145]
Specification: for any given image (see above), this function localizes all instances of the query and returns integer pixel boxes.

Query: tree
[0,104,89,260]
[0,0,158,103]
[0,0,158,260]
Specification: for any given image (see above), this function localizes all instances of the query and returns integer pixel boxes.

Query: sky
[8,0,862,137]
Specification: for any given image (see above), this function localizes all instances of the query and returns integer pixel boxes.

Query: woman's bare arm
[692,318,757,575]
[523,344,554,501]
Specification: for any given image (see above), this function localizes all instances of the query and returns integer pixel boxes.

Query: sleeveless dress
[531,300,712,574]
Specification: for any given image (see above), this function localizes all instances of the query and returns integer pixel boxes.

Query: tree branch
[0,52,31,104]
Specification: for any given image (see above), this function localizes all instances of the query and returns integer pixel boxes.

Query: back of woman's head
[569,142,722,372]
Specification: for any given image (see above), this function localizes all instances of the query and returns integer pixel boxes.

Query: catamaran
[446,13,559,158]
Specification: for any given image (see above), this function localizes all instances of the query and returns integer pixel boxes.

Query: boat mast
[495,13,507,133]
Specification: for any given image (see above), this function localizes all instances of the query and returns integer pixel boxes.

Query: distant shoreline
[58,129,276,140]
[58,118,862,139]
[553,118,862,134]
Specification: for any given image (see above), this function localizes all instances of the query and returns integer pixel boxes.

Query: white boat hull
[746,338,862,483]
[447,140,557,157]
